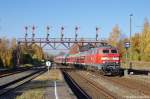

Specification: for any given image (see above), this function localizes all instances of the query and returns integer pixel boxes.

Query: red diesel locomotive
[54,45,120,75]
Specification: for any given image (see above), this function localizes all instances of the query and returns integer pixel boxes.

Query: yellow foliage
[108,25,121,47]
[0,38,15,67]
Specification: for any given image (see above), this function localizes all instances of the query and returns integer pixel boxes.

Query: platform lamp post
[32,25,35,41]
[129,14,133,69]
[61,26,64,41]
[46,26,50,41]
[75,26,79,41]
[96,27,99,41]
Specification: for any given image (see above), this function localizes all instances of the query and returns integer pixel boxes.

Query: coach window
[99,49,102,54]
[111,49,117,53]
[93,50,95,54]
[94,49,96,54]
[103,49,109,54]
[96,49,99,54]
[90,50,93,54]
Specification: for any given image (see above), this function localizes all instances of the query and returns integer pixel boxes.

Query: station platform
[1,67,76,99]
[44,68,76,99]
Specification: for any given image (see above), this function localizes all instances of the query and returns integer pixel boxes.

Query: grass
[16,90,44,99]
[48,69,63,81]
[21,64,33,67]
[121,61,150,70]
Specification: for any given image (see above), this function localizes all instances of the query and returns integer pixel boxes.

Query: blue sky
[0,0,150,39]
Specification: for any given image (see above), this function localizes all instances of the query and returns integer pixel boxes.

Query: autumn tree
[0,38,14,68]
[0,37,45,68]
[31,44,44,60]
[108,25,121,47]
[19,43,44,65]
[140,18,150,61]
[131,33,141,60]
[117,38,129,62]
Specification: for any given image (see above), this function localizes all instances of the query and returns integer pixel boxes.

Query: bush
[21,53,33,64]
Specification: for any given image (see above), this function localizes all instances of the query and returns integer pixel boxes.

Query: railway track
[88,70,150,96]
[63,69,118,99]
[0,67,32,78]
[73,71,117,99]
[63,68,150,98]
[62,70,91,99]
[0,67,46,96]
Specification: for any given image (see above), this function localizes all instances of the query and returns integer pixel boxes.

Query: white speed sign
[46,61,51,67]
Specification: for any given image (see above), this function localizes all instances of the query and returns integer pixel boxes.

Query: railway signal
[46,26,50,41]
[61,26,64,41]
[32,25,35,41]
[24,26,28,46]
[25,26,28,41]
[96,27,99,41]
[75,26,79,41]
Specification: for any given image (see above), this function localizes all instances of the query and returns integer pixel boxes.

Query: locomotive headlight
[101,57,109,60]
[112,57,119,60]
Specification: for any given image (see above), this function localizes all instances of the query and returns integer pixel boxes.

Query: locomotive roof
[80,44,116,51]
[79,41,118,51]
[96,45,116,49]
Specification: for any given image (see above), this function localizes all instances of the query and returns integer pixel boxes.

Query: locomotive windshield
[103,49,109,53]
[111,49,117,53]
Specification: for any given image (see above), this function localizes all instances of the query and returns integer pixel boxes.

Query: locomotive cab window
[102,49,109,53]
[111,49,117,53]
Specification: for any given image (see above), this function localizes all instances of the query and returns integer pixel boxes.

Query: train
[54,45,120,75]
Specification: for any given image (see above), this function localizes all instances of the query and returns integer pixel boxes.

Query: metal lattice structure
[17,38,107,49]
[16,26,107,66]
